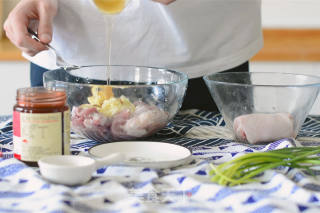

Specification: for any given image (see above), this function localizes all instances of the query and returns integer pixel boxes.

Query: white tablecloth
[1,110,320,213]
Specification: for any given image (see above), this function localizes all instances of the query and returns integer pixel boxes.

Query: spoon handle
[27,28,56,51]
[27,28,80,71]
[94,153,125,169]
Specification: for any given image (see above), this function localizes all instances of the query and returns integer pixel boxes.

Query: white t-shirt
[26,0,263,78]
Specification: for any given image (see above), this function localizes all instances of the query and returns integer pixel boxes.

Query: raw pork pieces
[233,113,295,144]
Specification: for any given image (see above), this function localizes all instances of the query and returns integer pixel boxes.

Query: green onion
[209,146,320,186]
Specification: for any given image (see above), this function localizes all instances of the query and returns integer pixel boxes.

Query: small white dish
[88,141,193,169]
[38,141,192,186]
[38,153,123,185]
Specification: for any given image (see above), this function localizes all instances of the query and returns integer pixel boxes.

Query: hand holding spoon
[28,28,80,70]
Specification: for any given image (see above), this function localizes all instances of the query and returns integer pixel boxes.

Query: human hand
[152,0,176,5]
[3,0,58,56]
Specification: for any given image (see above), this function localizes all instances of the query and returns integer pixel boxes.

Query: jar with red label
[13,87,70,167]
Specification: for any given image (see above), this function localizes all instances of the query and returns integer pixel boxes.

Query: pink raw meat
[122,103,169,137]
[71,101,169,141]
[71,106,112,140]
[111,109,133,140]
[233,113,295,144]
[71,107,99,131]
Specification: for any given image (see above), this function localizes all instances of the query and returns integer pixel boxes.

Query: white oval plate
[88,141,193,169]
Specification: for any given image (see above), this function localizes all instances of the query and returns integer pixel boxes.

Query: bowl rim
[203,72,320,88]
[44,64,189,87]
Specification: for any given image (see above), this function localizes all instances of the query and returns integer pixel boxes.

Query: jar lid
[16,87,67,107]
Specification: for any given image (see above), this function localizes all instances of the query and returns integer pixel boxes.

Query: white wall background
[261,0,320,29]
[0,62,29,116]
[0,0,320,115]
[253,0,320,115]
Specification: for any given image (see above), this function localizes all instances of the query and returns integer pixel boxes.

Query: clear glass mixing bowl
[43,65,188,142]
[204,72,320,144]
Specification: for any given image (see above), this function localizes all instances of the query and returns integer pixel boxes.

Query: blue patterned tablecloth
[1,110,320,213]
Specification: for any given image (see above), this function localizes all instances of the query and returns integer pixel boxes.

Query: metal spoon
[27,28,80,70]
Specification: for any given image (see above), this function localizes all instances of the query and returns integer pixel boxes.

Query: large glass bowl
[204,72,320,144]
[43,65,188,142]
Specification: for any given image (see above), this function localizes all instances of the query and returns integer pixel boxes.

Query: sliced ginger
[88,86,114,107]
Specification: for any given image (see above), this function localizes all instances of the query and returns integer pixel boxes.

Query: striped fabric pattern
[1,110,320,213]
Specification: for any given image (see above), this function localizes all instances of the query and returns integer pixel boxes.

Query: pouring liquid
[93,0,128,85]
[105,15,113,85]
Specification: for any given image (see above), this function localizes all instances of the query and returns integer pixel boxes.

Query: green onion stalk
[209,146,320,186]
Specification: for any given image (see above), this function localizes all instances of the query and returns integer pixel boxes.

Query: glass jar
[13,87,70,167]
